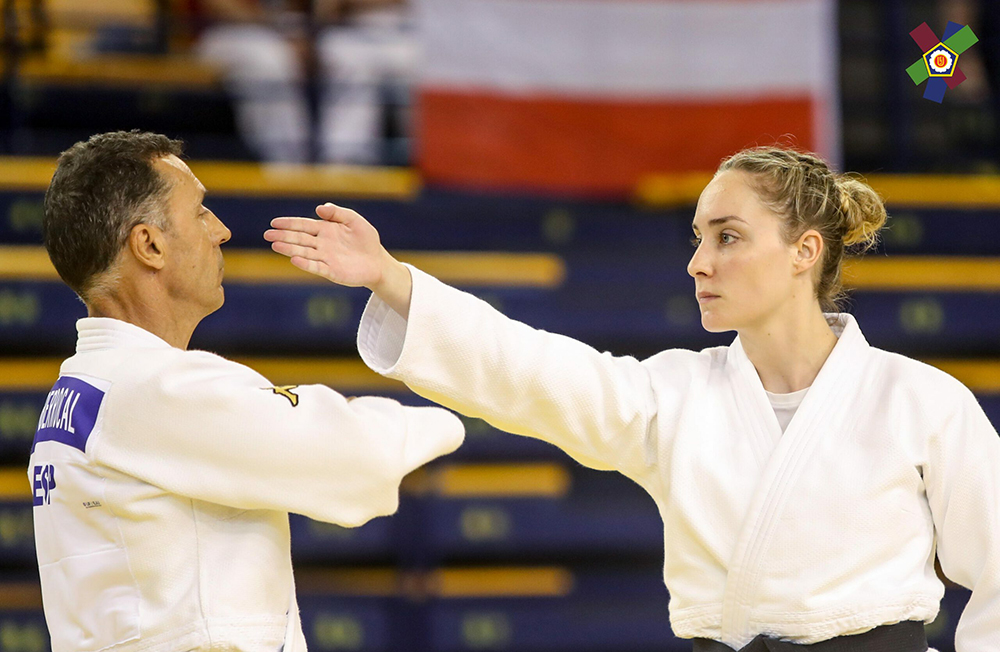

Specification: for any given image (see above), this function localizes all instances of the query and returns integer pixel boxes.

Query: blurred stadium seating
[1,0,997,651]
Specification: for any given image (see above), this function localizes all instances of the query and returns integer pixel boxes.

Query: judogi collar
[75,318,174,353]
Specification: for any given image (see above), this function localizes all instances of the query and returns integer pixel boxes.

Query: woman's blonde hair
[717,147,887,311]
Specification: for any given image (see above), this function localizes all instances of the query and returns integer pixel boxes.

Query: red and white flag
[416,0,839,197]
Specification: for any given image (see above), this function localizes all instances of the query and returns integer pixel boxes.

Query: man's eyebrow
[691,215,747,230]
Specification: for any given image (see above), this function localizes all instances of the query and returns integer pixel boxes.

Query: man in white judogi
[29,131,463,652]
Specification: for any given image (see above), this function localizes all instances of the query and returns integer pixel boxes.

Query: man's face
[153,155,231,317]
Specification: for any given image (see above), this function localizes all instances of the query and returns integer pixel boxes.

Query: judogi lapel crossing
[357,266,1000,650]
[720,323,880,645]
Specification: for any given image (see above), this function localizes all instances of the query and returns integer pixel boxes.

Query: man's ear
[128,223,167,271]
[793,229,824,276]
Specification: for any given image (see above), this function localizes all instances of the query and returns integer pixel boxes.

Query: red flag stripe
[418,90,816,197]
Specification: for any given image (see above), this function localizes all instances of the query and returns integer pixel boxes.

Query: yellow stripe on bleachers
[428,567,574,598]
[4,463,575,500]
[260,568,574,598]
[9,157,1000,206]
[191,161,420,199]
[0,468,27,499]
[633,173,713,208]
[0,568,570,602]
[0,565,570,601]
[635,173,1000,209]
[7,245,1000,290]
[0,246,566,288]
[432,463,571,498]
[227,250,567,288]
[239,358,403,391]
[0,158,60,193]
[842,257,1000,290]
[0,359,64,388]
[295,569,399,597]
[0,158,419,199]
[0,582,42,609]
[233,567,573,598]
[0,358,401,391]
[866,174,1000,209]
[18,54,220,88]
[923,360,1000,394]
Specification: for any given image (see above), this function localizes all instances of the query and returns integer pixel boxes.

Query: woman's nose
[687,244,711,278]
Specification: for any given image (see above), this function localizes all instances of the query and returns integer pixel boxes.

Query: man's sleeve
[89,351,464,526]
[357,265,661,486]
[924,386,1000,650]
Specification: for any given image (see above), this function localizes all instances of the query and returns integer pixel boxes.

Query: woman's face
[688,170,806,333]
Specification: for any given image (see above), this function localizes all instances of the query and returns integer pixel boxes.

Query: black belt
[692,621,927,652]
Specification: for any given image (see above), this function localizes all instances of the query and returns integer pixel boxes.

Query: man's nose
[213,214,232,244]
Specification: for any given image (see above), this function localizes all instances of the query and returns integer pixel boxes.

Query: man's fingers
[264,229,317,248]
[270,241,321,261]
[270,216,322,235]
[316,203,353,224]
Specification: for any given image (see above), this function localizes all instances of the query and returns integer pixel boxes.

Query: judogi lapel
[719,317,877,647]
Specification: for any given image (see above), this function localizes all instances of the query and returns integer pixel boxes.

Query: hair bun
[836,174,887,250]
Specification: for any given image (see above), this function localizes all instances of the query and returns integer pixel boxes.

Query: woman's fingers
[316,203,353,223]
[270,216,322,234]
[263,228,317,248]
[290,255,330,278]
[270,241,321,261]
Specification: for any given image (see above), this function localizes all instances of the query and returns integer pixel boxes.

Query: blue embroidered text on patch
[33,376,106,453]
[32,464,56,506]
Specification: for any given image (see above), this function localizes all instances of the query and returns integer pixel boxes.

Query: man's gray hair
[43,130,184,301]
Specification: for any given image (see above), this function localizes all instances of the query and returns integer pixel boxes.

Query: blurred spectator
[315,0,416,164]
[184,0,415,165]
[188,0,312,163]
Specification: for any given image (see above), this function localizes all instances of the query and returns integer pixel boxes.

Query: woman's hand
[264,203,413,317]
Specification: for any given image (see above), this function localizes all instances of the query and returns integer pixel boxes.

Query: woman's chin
[699,312,732,333]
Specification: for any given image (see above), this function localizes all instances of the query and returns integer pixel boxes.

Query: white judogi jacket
[357,267,1000,651]
[28,318,464,652]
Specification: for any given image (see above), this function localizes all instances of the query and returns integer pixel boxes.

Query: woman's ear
[793,229,824,276]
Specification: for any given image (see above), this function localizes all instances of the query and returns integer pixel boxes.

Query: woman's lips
[697,291,720,303]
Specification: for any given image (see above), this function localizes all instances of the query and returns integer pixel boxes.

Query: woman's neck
[738,305,839,394]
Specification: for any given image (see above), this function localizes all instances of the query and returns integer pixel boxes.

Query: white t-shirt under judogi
[765,387,809,434]
[29,317,463,652]
[356,265,1000,651]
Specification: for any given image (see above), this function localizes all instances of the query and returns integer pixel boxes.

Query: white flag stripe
[417,0,835,99]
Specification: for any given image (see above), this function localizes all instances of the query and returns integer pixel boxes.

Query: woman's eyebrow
[691,215,747,230]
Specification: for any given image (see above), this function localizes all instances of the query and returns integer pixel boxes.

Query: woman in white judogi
[265,148,1000,651]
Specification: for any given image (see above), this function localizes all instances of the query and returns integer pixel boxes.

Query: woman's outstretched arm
[265,203,667,486]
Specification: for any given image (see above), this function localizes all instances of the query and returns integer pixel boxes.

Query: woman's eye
[720,233,736,244]
[690,236,701,247]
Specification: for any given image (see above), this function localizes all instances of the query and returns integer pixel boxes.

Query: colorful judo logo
[906,21,978,103]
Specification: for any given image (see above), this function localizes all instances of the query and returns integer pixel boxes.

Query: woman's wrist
[370,253,413,319]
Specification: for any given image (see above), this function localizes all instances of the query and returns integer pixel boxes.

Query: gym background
[0,1,997,651]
